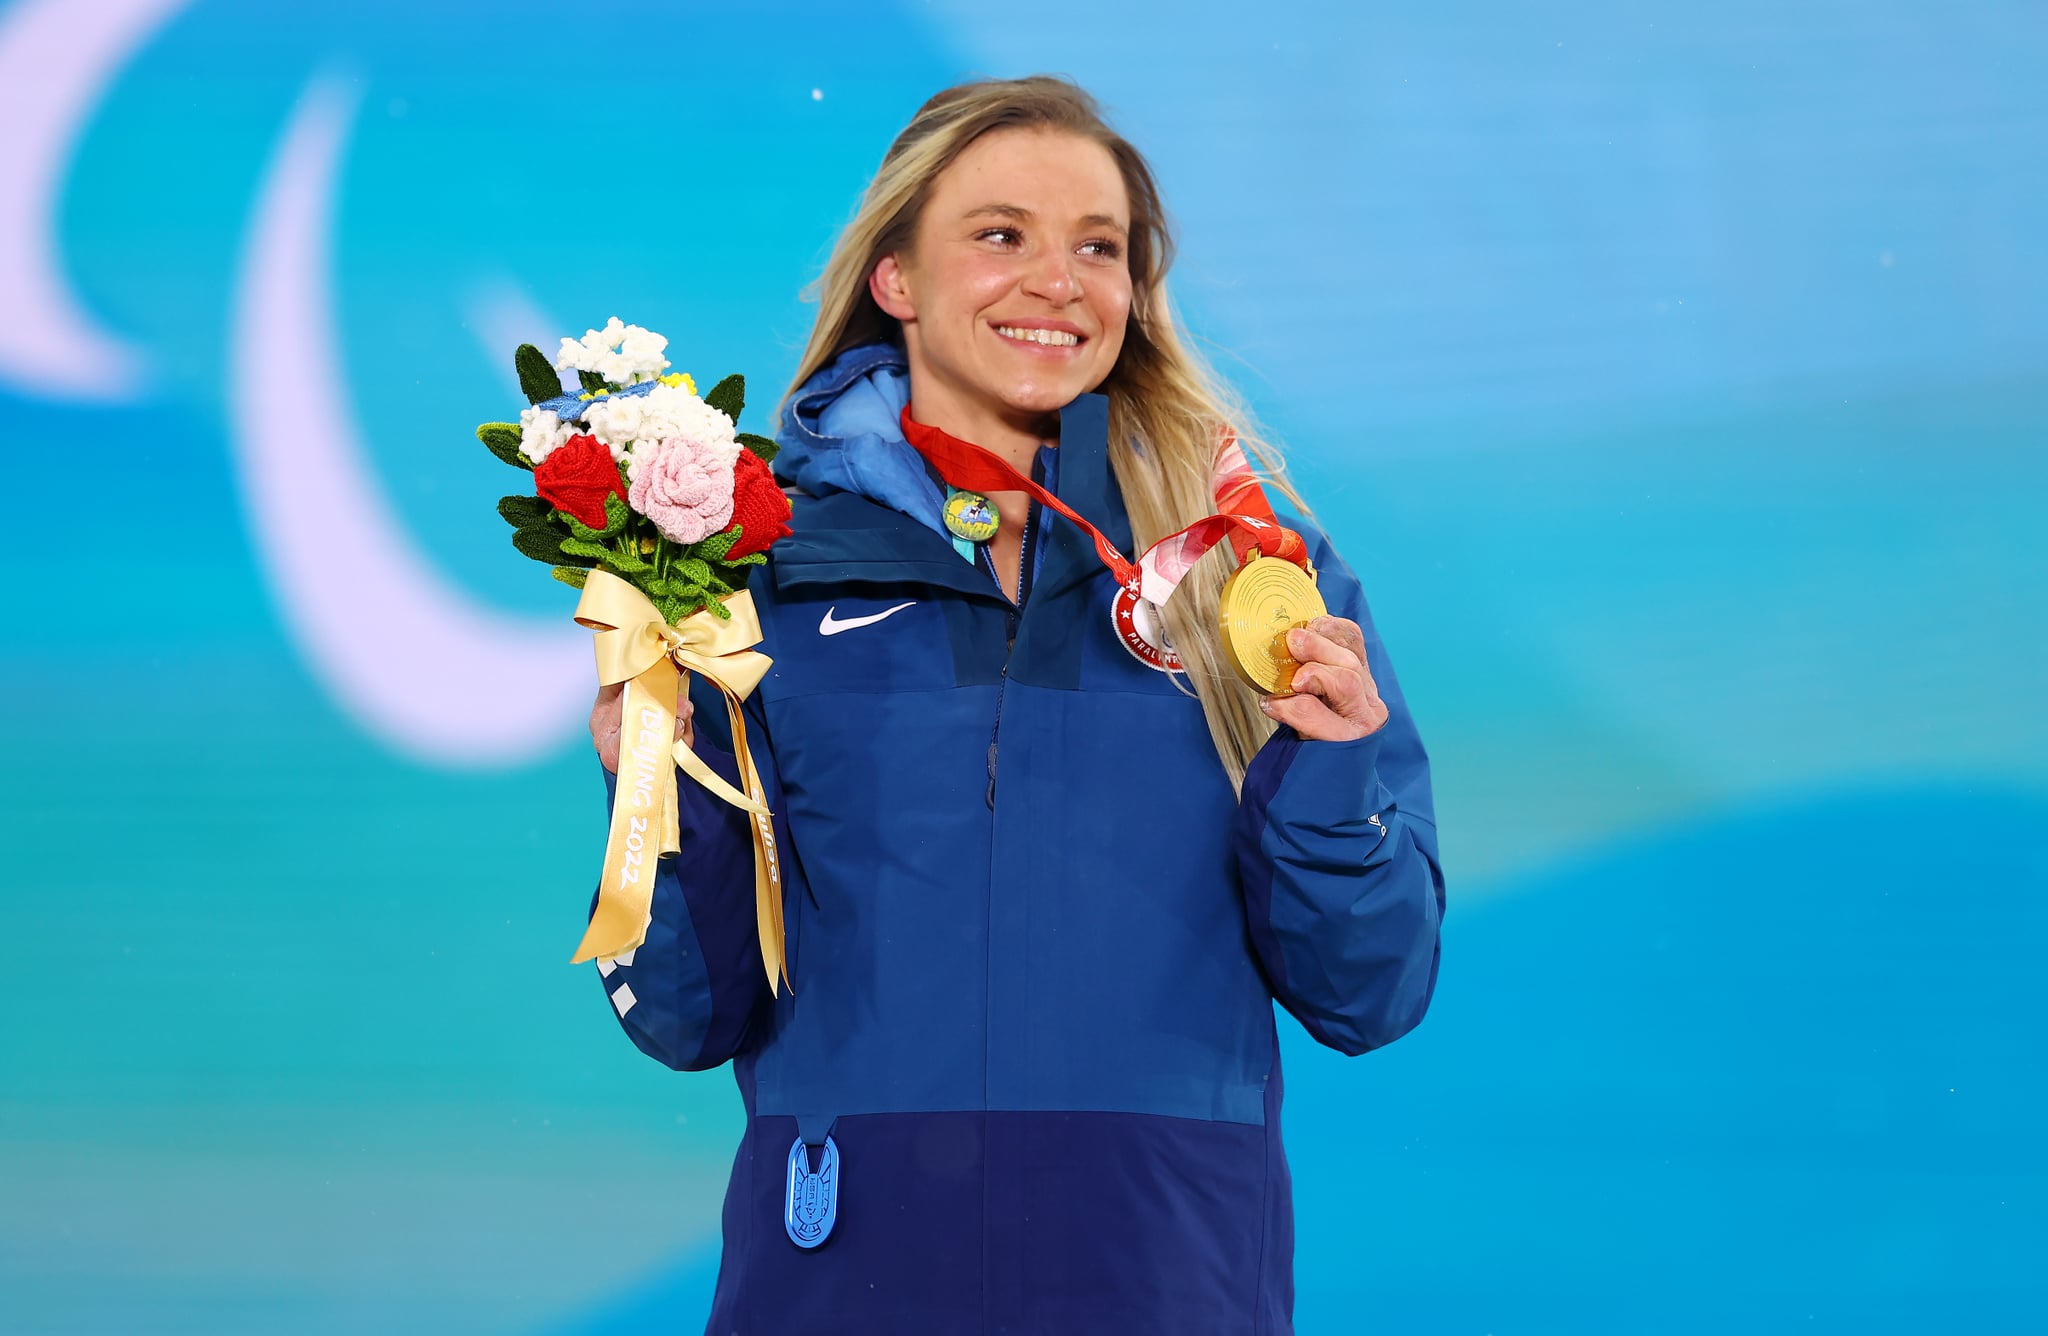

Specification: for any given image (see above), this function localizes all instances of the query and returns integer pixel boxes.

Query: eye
[976,227,1022,246]
[1080,237,1124,261]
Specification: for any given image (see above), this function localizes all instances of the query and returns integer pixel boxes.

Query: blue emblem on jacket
[784,1135,840,1249]
[591,340,1446,1334]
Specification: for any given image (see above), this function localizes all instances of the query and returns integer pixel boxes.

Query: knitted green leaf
[704,540,770,586]
[515,344,561,405]
[705,373,745,425]
[512,523,574,566]
[683,572,729,601]
[704,552,764,591]
[497,494,551,528]
[550,566,589,589]
[579,369,608,394]
[698,524,741,562]
[737,431,779,464]
[665,583,733,624]
[560,536,643,573]
[654,593,689,625]
[561,493,631,540]
[676,555,714,586]
[477,423,532,470]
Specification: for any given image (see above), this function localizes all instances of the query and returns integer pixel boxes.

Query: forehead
[927,127,1129,224]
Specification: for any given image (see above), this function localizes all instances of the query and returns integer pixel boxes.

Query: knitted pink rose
[628,436,737,544]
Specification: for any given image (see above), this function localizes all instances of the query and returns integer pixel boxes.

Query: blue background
[2,1,2043,1331]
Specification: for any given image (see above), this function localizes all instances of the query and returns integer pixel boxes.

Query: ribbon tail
[723,692,790,997]
[572,658,681,965]
[673,736,771,816]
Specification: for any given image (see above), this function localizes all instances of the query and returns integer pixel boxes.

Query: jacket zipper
[980,468,1041,1323]
[984,497,1034,808]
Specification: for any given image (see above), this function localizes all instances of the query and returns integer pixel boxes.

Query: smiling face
[869,127,1135,449]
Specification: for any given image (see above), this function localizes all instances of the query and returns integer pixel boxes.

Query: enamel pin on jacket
[592,340,1445,1335]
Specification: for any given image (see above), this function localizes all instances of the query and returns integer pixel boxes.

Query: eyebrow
[962,203,1129,236]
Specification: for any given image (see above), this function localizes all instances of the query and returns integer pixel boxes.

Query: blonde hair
[782,75,1312,792]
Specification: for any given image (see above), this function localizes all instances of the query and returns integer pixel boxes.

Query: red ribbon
[898,406,1308,596]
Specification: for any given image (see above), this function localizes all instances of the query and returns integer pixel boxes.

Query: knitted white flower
[555,317,669,386]
[582,394,645,461]
[517,406,580,464]
[589,382,742,478]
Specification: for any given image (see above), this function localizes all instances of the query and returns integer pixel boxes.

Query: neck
[904,387,1057,473]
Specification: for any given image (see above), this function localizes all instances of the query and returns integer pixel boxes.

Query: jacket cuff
[1242,723,1388,820]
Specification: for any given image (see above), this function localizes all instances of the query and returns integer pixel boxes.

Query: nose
[1021,248,1082,305]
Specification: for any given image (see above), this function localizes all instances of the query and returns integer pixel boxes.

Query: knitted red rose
[726,447,793,559]
[534,433,627,529]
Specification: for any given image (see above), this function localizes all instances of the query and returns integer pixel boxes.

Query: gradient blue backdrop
[2,1,2043,1332]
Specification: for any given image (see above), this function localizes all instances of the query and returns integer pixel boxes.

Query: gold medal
[1218,556,1327,694]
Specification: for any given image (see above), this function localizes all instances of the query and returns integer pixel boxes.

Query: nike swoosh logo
[819,601,918,636]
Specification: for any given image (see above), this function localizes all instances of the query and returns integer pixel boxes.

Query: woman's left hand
[1258,615,1389,742]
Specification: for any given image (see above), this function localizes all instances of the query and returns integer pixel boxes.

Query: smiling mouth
[993,323,1083,348]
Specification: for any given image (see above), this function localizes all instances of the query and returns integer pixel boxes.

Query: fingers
[1286,620,1383,708]
[1259,688,1369,741]
[591,682,623,772]
[1264,615,1389,741]
[673,669,695,748]
[1286,623,1361,671]
[592,679,697,764]
[1307,615,1367,662]
[1286,661,1365,718]
[1284,626,1364,708]
[1260,690,1328,733]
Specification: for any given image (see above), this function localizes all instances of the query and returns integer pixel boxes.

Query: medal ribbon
[571,570,790,996]
[899,406,1310,609]
[1212,430,1277,558]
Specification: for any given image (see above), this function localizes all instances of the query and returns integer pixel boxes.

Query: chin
[997,371,1100,415]
[1000,386,1074,415]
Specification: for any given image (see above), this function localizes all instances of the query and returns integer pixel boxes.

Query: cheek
[1091,282,1135,354]
[939,256,1015,315]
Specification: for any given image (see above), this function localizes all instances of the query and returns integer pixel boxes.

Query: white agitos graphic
[0,0,188,399]
[227,74,588,766]
[819,602,917,636]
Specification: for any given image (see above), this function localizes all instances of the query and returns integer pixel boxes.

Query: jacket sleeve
[1232,525,1446,1056]
[589,675,782,1072]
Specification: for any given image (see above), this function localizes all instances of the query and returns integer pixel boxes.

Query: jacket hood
[773,341,945,535]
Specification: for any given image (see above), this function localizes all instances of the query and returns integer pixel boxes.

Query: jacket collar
[771,343,1132,605]
[773,342,939,534]
[1031,390,1132,604]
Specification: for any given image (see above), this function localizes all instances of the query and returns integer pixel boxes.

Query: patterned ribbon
[570,570,788,995]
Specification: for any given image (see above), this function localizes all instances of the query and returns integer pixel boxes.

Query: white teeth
[995,325,1080,347]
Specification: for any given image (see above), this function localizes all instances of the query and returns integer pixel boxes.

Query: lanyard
[898,405,1311,609]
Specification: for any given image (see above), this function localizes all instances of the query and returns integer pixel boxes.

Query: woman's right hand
[591,679,696,774]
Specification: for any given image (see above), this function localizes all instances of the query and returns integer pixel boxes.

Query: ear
[869,253,916,322]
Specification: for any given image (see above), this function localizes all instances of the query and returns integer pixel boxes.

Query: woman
[589,75,1444,1335]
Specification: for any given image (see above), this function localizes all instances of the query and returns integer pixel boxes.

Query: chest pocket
[758,583,962,700]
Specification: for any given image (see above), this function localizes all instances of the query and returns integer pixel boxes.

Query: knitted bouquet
[475,317,792,624]
[476,319,792,986]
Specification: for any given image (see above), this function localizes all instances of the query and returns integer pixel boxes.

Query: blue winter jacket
[592,341,1445,1335]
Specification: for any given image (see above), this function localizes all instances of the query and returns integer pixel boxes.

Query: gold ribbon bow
[571,569,788,995]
